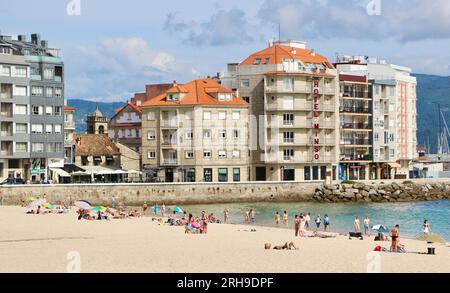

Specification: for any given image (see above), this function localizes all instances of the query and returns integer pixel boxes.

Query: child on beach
[315,214,321,230]
[423,220,430,234]
[324,214,330,231]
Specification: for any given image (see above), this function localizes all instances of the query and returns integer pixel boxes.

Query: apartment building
[141,78,250,183]
[338,74,372,180]
[229,40,339,182]
[336,56,417,179]
[64,104,76,164]
[0,33,65,182]
[109,102,143,153]
[0,39,30,181]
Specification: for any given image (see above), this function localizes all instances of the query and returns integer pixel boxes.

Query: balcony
[266,102,336,112]
[340,139,372,146]
[161,158,179,166]
[0,105,13,118]
[0,142,13,156]
[341,91,369,99]
[340,123,371,130]
[340,107,371,114]
[64,121,75,130]
[160,120,179,128]
[265,86,312,94]
[340,154,373,162]
[0,84,13,99]
[267,120,335,129]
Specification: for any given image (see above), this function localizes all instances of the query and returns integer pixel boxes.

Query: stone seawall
[0,181,449,206]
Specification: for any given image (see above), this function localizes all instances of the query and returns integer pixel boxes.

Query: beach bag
[374,246,382,251]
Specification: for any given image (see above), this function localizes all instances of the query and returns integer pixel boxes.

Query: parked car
[0,178,26,185]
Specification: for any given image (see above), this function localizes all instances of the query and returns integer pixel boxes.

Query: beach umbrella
[27,199,46,209]
[372,225,389,233]
[173,206,183,213]
[74,200,93,210]
[416,233,447,245]
[93,206,106,212]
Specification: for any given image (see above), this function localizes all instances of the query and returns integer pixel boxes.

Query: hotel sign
[312,79,320,162]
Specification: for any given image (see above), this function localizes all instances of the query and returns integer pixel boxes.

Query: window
[54,106,62,116]
[55,143,62,153]
[218,150,227,158]
[185,111,193,120]
[313,166,319,180]
[2,66,11,76]
[242,96,250,103]
[218,93,232,101]
[218,168,228,182]
[31,124,43,134]
[203,130,211,139]
[185,130,193,140]
[16,123,27,134]
[203,150,212,158]
[283,132,294,143]
[283,78,294,91]
[32,143,44,153]
[45,125,52,134]
[15,105,27,115]
[203,111,211,120]
[232,111,240,120]
[232,150,240,158]
[283,113,294,125]
[147,131,156,140]
[185,150,194,159]
[304,166,311,181]
[55,88,62,97]
[54,125,62,133]
[233,130,240,139]
[390,149,395,157]
[218,111,227,120]
[147,151,156,159]
[15,66,27,77]
[283,96,294,109]
[46,87,53,97]
[15,142,27,153]
[147,112,156,121]
[32,106,42,115]
[241,79,250,87]
[284,149,294,161]
[253,58,261,65]
[167,93,179,101]
[45,106,52,115]
[44,68,54,79]
[204,168,213,182]
[233,168,240,182]
[218,130,227,139]
[263,57,270,65]
[31,86,43,97]
[14,86,27,96]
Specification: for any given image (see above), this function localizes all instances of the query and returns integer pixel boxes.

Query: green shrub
[341,180,357,185]
[403,180,413,185]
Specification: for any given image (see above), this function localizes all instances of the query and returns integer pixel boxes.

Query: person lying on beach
[265,242,298,250]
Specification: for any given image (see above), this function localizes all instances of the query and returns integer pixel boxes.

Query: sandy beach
[0,206,449,273]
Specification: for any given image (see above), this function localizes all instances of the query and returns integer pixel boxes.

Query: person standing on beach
[275,212,281,226]
[315,214,321,230]
[283,211,288,227]
[305,213,311,230]
[244,210,250,223]
[250,209,256,223]
[423,220,430,234]
[324,214,330,231]
[224,208,230,224]
[364,216,371,236]
[390,225,400,252]
[142,202,148,214]
[111,196,117,208]
[161,203,166,217]
[294,215,300,237]
[354,216,361,233]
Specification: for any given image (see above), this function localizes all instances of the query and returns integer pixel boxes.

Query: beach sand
[0,206,448,273]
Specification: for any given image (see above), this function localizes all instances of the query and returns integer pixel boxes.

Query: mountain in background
[413,74,450,153]
[66,99,124,133]
[67,74,450,153]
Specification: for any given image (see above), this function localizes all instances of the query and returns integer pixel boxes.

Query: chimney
[173,80,177,86]
[310,49,316,57]
[41,40,48,48]
[18,35,26,42]
[31,34,41,45]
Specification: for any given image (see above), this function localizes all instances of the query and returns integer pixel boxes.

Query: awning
[82,166,127,175]
[50,168,71,178]
[388,163,401,168]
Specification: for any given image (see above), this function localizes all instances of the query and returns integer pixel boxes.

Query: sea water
[180,200,450,239]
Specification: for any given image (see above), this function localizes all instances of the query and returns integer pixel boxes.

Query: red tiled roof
[241,45,334,68]
[110,102,142,122]
[74,134,121,156]
[141,78,249,107]
[64,105,76,111]
[265,71,335,77]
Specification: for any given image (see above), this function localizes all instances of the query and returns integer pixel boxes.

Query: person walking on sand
[354,216,361,233]
[161,203,166,217]
[275,212,281,226]
[423,220,430,234]
[364,216,371,236]
[283,211,288,227]
[324,214,330,231]
[315,214,322,230]
[223,208,230,224]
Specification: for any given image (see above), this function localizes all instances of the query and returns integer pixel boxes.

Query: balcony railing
[340,123,371,130]
[265,86,312,94]
[161,120,179,128]
[0,150,13,156]
[161,159,179,166]
[342,92,369,99]
[0,92,12,99]
[340,154,373,161]
[340,139,372,146]
[341,107,371,114]
[0,111,13,118]
[161,140,178,147]
[64,121,75,129]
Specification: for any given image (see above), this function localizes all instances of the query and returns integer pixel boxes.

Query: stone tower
[86,104,109,134]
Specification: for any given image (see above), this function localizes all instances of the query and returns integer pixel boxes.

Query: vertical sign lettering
[313,79,320,161]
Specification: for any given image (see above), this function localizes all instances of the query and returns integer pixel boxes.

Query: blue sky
[1,0,450,102]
